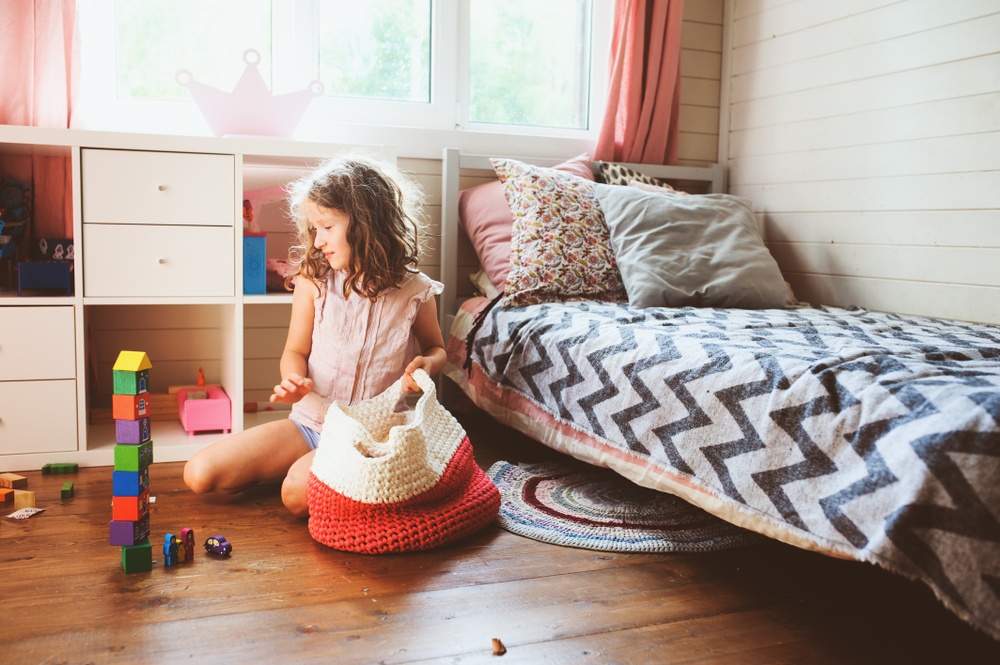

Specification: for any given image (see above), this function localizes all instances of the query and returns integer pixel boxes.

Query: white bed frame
[438,147,726,333]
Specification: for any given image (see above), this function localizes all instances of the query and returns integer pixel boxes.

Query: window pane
[469,0,592,129]
[317,0,431,103]
[114,0,272,101]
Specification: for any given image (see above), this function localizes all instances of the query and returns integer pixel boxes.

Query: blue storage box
[243,234,266,295]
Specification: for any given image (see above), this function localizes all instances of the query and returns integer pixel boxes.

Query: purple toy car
[203,534,232,556]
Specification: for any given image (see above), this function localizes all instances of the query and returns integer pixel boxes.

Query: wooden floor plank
[2,408,999,663]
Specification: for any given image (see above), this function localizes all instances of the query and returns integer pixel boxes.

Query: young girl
[183,155,446,517]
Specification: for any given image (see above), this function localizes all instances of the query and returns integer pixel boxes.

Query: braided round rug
[487,460,762,553]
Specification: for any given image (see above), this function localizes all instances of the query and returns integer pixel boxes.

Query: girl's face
[307,200,351,271]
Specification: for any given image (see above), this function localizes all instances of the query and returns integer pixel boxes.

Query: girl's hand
[402,357,428,393]
[270,373,314,404]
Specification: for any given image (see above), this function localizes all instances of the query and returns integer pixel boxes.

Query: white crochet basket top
[311,369,468,504]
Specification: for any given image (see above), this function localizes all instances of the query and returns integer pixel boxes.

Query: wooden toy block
[113,368,151,396]
[13,490,36,510]
[121,538,153,573]
[112,489,149,521]
[0,488,13,503]
[109,513,151,546]
[112,351,152,395]
[112,467,150,497]
[115,417,152,444]
[0,473,28,489]
[178,385,231,435]
[180,527,195,560]
[61,481,74,499]
[113,393,153,420]
[114,440,154,472]
[41,463,79,474]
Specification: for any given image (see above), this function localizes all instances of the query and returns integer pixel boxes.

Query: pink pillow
[458,154,594,291]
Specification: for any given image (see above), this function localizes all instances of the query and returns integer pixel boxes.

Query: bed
[437,149,1000,641]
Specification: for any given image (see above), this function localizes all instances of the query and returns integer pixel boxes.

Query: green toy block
[42,463,79,474]
[61,481,74,499]
[114,440,154,472]
[122,538,153,573]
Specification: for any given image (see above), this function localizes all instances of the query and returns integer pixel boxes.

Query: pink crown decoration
[177,49,323,138]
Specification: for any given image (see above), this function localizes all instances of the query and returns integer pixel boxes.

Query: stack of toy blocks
[109,350,154,573]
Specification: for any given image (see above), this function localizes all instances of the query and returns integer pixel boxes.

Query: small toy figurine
[197,367,206,387]
[204,534,233,557]
[180,527,196,560]
[163,533,179,566]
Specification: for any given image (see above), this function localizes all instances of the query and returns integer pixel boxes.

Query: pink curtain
[0,0,79,240]
[595,0,684,165]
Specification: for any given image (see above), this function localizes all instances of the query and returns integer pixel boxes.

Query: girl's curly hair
[285,155,425,300]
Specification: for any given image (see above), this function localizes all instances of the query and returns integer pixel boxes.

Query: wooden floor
[3,408,999,664]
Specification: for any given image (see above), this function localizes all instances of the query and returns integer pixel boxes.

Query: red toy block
[0,488,13,503]
[113,393,152,420]
[112,489,150,522]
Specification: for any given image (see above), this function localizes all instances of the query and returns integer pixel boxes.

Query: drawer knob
[158,258,167,265]
[157,184,167,191]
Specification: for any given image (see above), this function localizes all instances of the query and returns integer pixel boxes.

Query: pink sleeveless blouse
[289,270,443,432]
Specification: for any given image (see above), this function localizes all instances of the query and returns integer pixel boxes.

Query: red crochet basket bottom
[306,437,501,554]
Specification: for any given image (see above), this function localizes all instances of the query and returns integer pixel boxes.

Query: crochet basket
[307,368,500,553]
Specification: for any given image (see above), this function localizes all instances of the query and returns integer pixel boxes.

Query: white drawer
[0,380,78,455]
[82,149,235,226]
[0,307,76,380]
[83,224,235,297]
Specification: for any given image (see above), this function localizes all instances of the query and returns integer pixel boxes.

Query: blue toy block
[243,234,267,294]
[17,261,73,296]
[112,467,150,497]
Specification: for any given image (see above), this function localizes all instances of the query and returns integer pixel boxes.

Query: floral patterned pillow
[492,158,626,307]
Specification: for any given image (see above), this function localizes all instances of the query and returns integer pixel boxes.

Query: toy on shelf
[18,237,75,296]
[109,350,154,573]
[0,176,30,290]
[178,385,231,435]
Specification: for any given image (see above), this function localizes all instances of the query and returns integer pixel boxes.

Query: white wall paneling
[727,0,1000,324]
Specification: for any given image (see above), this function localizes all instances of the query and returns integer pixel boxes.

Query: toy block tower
[110,350,154,573]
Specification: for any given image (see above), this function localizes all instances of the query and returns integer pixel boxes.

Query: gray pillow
[594,184,792,309]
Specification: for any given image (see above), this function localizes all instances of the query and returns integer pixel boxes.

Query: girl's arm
[270,277,319,404]
[402,296,447,392]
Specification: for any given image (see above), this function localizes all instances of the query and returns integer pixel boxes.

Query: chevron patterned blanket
[444,297,1000,640]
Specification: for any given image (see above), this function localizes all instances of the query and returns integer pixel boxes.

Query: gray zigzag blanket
[456,300,1000,640]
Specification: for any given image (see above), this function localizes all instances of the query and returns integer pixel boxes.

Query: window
[76,1,611,152]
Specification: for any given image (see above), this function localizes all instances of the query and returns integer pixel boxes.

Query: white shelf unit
[0,126,393,472]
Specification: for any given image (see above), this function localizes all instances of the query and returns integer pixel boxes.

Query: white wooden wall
[726,0,1000,325]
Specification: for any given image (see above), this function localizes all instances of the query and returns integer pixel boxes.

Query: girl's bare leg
[281,450,317,518]
[183,419,310,496]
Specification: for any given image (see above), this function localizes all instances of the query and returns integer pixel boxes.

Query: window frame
[74,0,612,157]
